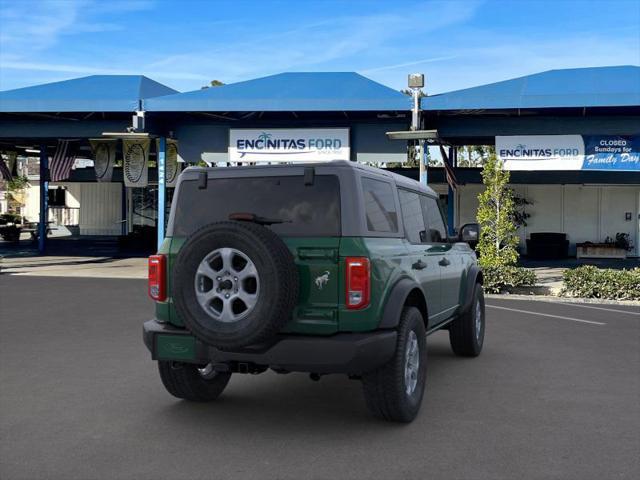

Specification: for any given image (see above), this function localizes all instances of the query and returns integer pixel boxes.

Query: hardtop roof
[183,160,437,196]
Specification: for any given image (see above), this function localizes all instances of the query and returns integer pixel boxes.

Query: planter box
[576,244,627,259]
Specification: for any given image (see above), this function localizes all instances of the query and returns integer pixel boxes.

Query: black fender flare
[378,277,427,329]
[459,265,483,314]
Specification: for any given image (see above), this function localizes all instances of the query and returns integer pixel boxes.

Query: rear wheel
[362,306,427,423]
[158,361,231,402]
[449,283,485,357]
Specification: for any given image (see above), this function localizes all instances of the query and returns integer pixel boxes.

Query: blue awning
[145,72,411,112]
[422,66,640,111]
[0,75,178,113]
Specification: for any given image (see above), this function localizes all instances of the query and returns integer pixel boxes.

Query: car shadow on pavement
[152,336,461,434]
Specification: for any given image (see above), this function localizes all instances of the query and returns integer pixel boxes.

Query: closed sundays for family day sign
[229,128,350,162]
[496,135,640,171]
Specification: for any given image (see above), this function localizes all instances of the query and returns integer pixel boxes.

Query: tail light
[148,254,166,301]
[345,257,370,309]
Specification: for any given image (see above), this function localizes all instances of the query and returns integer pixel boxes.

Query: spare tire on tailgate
[173,221,299,349]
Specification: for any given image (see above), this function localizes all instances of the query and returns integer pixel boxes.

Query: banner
[122,138,149,187]
[229,128,350,163]
[582,136,640,171]
[90,139,116,182]
[496,135,585,170]
[497,135,640,171]
[156,138,181,187]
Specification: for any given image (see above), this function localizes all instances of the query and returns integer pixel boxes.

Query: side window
[361,177,398,233]
[398,189,427,243]
[420,195,447,243]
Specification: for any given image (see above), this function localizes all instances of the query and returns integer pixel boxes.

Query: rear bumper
[143,319,397,375]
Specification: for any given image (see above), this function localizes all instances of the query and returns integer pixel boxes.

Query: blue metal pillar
[157,137,166,251]
[38,145,48,254]
[447,146,456,236]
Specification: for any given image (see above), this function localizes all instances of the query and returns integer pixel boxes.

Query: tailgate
[282,237,340,335]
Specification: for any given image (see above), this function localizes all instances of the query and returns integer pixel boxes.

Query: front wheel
[449,283,485,357]
[362,306,427,423]
[158,361,231,402]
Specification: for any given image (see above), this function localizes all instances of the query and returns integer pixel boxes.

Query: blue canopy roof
[422,66,640,111]
[0,75,178,113]
[145,72,411,112]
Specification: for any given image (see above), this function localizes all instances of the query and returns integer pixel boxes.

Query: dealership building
[0,65,638,257]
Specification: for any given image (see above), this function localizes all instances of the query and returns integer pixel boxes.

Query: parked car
[144,161,484,422]
[0,213,23,242]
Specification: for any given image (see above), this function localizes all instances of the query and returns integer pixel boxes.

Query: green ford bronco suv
[144,161,484,422]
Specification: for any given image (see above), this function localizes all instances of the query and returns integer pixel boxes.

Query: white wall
[451,183,640,257]
[63,183,81,208]
[23,182,40,222]
[20,181,122,235]
[600,187,639,252]
[78,182,122,235]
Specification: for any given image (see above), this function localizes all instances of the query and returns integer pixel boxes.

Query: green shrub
[482,265,537,294]
[562,266,640,300]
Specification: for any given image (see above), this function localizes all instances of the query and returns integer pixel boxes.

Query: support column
[419,140,427,185]
[121,183,127,236]
[447,146,456,236]
[38,145,48,254]
[157,137,166,251]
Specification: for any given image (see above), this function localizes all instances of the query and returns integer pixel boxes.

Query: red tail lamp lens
[345,257,370,310]
[148,254,166,301]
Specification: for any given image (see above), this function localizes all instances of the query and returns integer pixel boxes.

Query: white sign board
[229,128,350,163]
[496,135,585,170]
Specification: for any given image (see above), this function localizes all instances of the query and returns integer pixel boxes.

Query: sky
[0,0,639,94]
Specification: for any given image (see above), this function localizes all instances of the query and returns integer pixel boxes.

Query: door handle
[412,260,427,270]
[438,257,450,267]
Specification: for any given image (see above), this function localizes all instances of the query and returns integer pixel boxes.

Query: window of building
[361,177,398,233]
[48,188,66,207]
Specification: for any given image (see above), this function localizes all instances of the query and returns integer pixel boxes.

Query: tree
[457,145,495,167]
[5,175,29,214]
[476,153,519,268]
[201,79,225,89]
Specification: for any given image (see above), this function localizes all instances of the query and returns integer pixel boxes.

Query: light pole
[408,73,426,185]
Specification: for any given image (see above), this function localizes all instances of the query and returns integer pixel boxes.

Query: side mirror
[459,223,480,244]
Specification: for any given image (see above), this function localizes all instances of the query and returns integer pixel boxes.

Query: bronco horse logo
[315,271,330,290]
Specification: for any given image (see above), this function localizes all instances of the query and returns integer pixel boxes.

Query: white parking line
[549,302,640,316]
[486,304,606,326]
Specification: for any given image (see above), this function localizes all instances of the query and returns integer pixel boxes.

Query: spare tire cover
[173,221,299,349]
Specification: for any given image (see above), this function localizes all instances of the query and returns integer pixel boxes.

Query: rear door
[421,195,462,319]
[398,188,443,324]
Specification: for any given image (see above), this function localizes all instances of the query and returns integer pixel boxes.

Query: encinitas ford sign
[497,135,585,170]
[497,135,640,171]
[229,128,350,162]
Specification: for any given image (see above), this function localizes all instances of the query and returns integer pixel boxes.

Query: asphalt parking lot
[1,276,638,480]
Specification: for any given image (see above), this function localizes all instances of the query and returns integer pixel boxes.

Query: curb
[486,293,640,307]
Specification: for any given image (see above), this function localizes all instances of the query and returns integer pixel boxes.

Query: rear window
[361,177,398,233]
[172,175,341,237]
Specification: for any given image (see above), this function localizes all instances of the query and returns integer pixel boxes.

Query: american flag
[49,140,78,182]
[439,145,458,190]
[0,157,12,181]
